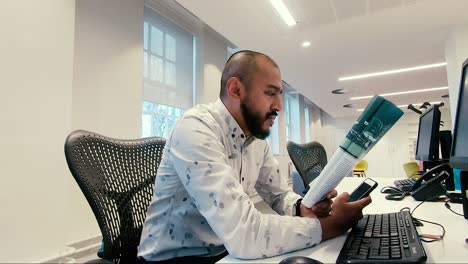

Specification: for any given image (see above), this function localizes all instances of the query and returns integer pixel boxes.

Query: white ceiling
[176,0,468,117]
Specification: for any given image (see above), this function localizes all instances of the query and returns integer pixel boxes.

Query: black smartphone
[348,178,378,202]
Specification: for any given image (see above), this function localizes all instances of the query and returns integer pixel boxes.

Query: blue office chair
[64,130,165,263]
[287,141,327,196]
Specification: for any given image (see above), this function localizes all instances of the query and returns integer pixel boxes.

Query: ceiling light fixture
[357,101,442,112]
[302,41,311,47]
[339,62,447,81]
[270,0,297,26]
[331,88,350,94]
[350,86,448,100]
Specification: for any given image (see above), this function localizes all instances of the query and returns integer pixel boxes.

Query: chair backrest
[64,130,165,263]
[287,141,328,190]
[403,161,422,178]
[354,159,368,171]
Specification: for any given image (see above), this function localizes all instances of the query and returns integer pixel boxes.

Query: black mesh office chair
[287,141,327,195]
[64,130,165,263]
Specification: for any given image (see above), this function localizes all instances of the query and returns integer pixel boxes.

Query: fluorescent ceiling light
[339,62,446,81]
[350,86,448,100]
[357,101,442,112]
[270,0,296,26]
[302,41,311,47]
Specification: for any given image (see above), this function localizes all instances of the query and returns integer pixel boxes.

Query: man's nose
[273,95,283,112]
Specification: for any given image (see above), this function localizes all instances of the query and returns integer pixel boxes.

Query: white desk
[218,177,468,263]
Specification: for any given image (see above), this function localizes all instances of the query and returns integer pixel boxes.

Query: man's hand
[299,189,338,218]
[319,192,372,241]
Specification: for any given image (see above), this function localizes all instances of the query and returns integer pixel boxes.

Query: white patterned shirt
[138,99,322,261]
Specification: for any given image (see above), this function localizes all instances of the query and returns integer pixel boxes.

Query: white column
[444,26,468,127]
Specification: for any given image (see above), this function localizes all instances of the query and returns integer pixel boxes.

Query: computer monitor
[415,105,441,161]
[450,58,468,170]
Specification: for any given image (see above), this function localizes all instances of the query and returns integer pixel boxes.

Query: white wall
[364,124,410,178]
[73,0,143,138]
[0,0,146,262]
[0,0,76,262]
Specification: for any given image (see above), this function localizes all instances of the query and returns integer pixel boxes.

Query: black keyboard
[336,211,427,264]
[394,178,417,192]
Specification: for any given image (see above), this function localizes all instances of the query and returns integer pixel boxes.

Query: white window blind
[143,7,195,110]
[142,102,184,138]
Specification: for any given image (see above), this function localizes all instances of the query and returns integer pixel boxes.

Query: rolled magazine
[301,96,404,208]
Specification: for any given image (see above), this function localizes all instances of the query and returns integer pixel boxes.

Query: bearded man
[138,50,371,264]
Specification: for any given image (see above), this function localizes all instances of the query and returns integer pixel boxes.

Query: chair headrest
[287,141,327,185]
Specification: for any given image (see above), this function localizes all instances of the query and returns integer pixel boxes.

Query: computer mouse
[279,256,323,264]
[380,186,402,194]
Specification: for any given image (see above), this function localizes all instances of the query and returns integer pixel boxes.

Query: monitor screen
[450,58,468,170]
[415,105,441,161]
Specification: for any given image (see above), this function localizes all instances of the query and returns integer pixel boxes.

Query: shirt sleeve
[168,115,322,259]
[254,143,302,216]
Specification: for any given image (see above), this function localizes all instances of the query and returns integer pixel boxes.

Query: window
[285,94,291,143]
[285,92,301,143]
[142,6,195,138]
[266,117,280,155]
[144,22,177,87]
[227,46,239,59]
[142,102,184,138]
[304,105,310,142]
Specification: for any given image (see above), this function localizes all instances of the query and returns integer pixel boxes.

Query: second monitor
[415,104,441,162]
[414,104,455,190]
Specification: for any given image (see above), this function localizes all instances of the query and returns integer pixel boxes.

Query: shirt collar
[215,99,254,147]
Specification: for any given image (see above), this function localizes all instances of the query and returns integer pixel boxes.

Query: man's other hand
[318,192,372,241]
[299,189,338,218]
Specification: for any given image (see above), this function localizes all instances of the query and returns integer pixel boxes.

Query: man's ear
[226,77,243,102]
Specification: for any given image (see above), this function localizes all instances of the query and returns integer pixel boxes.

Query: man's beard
[240,98,277,140]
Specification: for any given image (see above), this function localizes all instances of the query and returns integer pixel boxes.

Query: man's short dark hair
[220,50,278,99]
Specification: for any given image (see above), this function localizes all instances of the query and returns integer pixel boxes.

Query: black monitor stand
[460,170,468,219]
[422,160,442,172]
[422,160,455,191]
